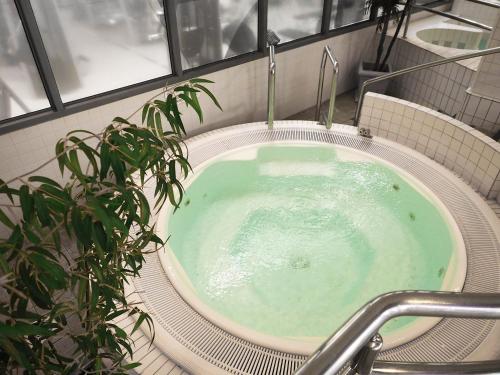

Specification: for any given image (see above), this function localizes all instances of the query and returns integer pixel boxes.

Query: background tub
[416,28,491,50]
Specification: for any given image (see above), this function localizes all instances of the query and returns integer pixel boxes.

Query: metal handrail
[466,0,500,9]
[315,46,340,130]
[353,46,500,127]
[267,43,276,129]
[295,291,500,375]
[267,30,280,130]
[373,359,500,374]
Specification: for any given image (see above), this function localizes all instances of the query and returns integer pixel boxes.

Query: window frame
[0,0,451,134]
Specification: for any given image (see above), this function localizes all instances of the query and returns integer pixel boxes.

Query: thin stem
[381,4,410,69]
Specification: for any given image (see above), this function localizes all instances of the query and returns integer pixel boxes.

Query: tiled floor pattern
[115,314,188,375]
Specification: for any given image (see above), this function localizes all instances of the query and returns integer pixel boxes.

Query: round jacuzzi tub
[416,28,490,50]
[131,122,500,374]
[158,141,466,353]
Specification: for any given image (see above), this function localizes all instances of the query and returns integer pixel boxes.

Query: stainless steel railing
[267,30,280,130]
[295,291,500,375]
[372,359,500,374]
[353,46,500,127]
[315,46,340,130]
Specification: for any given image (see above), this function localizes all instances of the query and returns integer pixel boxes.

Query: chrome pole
[325,47,339,129]
[315,52,328,122]
[267,44,276,130]
[353,46,500,127]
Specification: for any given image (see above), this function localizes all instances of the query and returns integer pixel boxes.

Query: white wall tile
[359,93,500,199]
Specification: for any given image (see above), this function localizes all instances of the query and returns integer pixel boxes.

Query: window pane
[30,0,172,103]
[177,0,258,70]
[268,0,323,44]
[0,0,50,121]
[331,0,369,29]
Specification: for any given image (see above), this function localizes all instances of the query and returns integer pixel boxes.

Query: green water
[168,145,454,338]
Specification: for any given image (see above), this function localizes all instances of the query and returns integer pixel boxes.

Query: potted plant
[358,0,411,95]
[0,79,221,373]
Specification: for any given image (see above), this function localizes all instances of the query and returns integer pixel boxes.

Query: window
[176,0,258,69]
[268,0,323,44]
[30,0,172,103]
[331,0,369,29]
[0,0,50,121]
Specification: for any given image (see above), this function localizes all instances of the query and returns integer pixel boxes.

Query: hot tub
[158,140,466,353]
[416,28,490,50]
[129,122,500,374]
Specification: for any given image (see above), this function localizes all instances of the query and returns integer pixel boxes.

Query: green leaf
[168,160,176,182]
[0,208,15,229]
[178,93,203,124]
[123,362,141,370]
[0,178,14,203]
[154,110,163,137]
[131,312,147,334]
[68,149,83,177]
[189,78,214,84]
[28,252,66,289]
[171,99,186,135]
[55,140,66,176]
[100,142,111,180]
[146,106,155,129]
[194,83,222,111]
[137,192,150,223]
[19,185,34,222]
[28,176,62,188]
[33,192,51,227]
[189,90,203,123]
[141,103,150,124]
[113,117,131,124]
[0,321,53,337]
[174,86,199,93]
[106,309,128,322]
[110,152,125,186]
[0,337,33,370]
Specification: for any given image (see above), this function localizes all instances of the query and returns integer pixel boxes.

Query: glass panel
[176,0,258,70]
[30,0,172,103]
[268,0,323,44]
[331,0,369,29]
[0,0,50,121]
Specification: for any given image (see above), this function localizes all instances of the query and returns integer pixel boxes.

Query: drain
[290,257,311,270]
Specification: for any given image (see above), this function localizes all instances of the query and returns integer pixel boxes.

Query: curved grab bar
[315,46,339,130]
[295,291,500,375]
